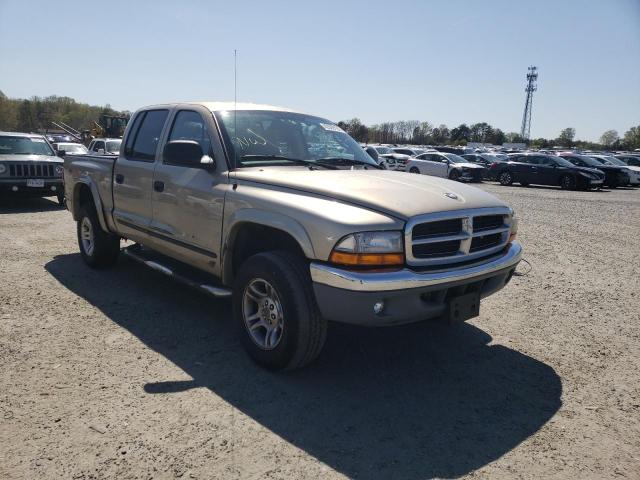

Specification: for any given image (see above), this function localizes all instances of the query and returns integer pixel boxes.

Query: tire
[560,174,576,190]
[57,192,65,206]
[520,182,529,187]
[233,251,327,371]
[498,170,513,186]
[449,169,460,181]
[77,203,120,269]
[409,167,420,174]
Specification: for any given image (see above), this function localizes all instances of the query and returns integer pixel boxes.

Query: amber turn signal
[329,251,404,266]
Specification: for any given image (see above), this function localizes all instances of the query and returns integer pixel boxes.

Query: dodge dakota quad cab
[64,102,522,370]
[0,131,65,204]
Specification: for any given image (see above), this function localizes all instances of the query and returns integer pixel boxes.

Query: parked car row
[361,143,640,191]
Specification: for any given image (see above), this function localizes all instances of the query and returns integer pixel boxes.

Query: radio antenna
[233,49,237,172]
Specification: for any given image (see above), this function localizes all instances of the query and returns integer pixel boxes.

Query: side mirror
[56,150,66,158]
[163,140,215,169]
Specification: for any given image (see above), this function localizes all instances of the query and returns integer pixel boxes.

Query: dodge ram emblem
[444,192,458,200]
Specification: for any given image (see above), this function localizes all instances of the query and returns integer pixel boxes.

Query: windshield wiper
[239,154,337,169]
[314,157,381,169]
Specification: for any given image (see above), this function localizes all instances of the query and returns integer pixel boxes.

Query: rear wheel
[409,167,420,174]
[233,251,327,371]
[498,171,513,186]
[77,204,120,269]
[560,174,576,190]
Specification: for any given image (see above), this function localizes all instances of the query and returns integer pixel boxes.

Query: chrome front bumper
[310,242,522,292]
[310,242,522,326]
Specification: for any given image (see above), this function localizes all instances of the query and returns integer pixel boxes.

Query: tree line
[1,92,638,151]
[337,119,640,151]
[0,92,129,134]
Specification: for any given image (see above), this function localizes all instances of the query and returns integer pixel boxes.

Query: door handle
[153,180,165,192]
[115,173,124,184]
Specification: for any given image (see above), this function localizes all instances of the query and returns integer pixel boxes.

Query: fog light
[51,186,57,191]
[373,301,385,315]
[12,186,18,191]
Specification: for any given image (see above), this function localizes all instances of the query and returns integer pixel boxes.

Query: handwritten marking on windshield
[233,129,268,150]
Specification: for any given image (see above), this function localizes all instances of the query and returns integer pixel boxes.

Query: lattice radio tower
[520,66,538,140]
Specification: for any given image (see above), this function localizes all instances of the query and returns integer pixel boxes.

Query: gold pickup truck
[63,102,521,370]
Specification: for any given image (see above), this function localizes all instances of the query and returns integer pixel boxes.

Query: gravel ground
[1,183,639,480]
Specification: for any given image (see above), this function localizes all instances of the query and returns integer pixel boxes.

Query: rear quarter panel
[64,154,117,231]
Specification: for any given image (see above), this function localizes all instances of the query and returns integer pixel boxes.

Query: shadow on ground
[0,196,63,214]
[46,253,562,479]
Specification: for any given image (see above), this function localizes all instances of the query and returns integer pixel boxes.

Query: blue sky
[1,0,638,141]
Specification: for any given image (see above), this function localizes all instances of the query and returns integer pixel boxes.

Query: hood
[571,166,605,177]
[0,154,62,163]
[233,168,508,220]
[455,162,485,169]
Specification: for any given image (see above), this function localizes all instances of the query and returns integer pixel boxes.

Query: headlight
[329,231,404,267]
[55,165,64,176]
[0,164,6,174]
[508,216,518,243]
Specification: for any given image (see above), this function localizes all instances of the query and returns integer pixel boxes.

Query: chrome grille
[7,163,57,178]
[405,207,513,266]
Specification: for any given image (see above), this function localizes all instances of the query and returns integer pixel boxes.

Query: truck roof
[142,101,297,113]
[0,131,46,138]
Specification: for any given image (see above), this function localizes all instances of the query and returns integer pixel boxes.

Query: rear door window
[128,110,169,162]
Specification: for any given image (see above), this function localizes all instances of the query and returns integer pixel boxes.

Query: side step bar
[122,245,232,298]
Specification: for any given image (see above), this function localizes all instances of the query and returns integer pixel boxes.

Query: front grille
[406,208,512,266]
[413,219,462,239]
[7,163,56,178]
[470,233,502,252]
[473,215,503,232]
[413,240,460,258]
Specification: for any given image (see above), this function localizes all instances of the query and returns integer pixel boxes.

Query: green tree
[450,124,470,142]
[623,125,640,150]
[599,130,619,147]
[556,127,576,146]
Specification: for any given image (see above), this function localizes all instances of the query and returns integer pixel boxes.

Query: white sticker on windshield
[30,138,45,142]
[320,123,345,133]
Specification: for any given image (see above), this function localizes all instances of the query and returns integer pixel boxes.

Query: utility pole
[520,66,538,140]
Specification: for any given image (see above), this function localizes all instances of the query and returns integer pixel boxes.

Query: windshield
[599,156,626,166]
[106,140,122,153]
[58,143,88,154]
[567,155,603,167]
[0,135,55,156]
[215,110,377,168]
[374,146,393,154]
[552,156,575,167]
[443,153,468,164]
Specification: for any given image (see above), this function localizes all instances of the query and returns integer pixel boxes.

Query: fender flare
[72,178,109,233]
[222,209,316,284]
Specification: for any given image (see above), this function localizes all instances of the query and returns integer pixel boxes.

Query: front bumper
[0,178,63,196]
[311,242,522,326]
[460,169,485,182]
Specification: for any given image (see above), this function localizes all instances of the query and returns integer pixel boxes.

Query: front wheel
[409,167,420,174]
[560,174,576,190]
[233,251,327,371]
[449,169,460,181]
[77,204,120,268]
[56,192,65,206]
[498,171,514,186]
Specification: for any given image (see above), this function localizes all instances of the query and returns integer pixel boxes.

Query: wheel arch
[222,210,315,286]
[72,180,109,232]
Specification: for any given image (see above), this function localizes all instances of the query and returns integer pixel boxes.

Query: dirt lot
[1,183,639,479]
